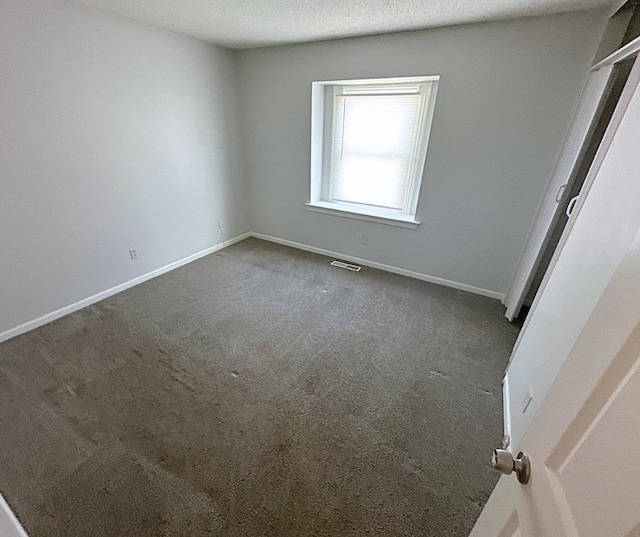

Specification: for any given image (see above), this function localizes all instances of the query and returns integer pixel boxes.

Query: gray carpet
[0,238,520,536]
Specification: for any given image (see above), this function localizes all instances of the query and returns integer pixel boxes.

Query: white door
[471,53,640,536]
[0,494,27,537]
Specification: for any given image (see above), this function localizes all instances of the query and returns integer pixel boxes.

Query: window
[308,76,439,229]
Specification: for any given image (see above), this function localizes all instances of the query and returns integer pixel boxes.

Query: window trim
[309,75,440,228]
[305,200,421,229]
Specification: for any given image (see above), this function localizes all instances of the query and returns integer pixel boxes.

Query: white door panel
[0,494,28,537]
[558,361,640,537]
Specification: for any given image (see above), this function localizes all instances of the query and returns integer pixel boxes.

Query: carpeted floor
[0,238,520,536]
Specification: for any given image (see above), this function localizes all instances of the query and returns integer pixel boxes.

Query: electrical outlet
[218,219,224,229]
[129,248,139,260]
[522,388,533,413]
[360,235,368,246]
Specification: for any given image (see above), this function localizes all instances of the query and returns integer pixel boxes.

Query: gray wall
[237,11,607,296]
[0,0,248,335]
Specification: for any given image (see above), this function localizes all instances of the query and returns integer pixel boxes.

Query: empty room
[2,0,640,535]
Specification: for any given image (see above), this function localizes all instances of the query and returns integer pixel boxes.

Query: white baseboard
[1,230,503,344]
[0,493,28,537]
[0,232,251,344]
[250,232,504,300]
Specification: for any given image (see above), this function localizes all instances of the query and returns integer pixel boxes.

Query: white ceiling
[79,0,612,49]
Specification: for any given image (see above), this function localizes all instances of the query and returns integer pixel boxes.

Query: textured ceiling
[78,0,611,49]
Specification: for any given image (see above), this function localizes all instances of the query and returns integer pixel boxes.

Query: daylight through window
[309,76,439,228]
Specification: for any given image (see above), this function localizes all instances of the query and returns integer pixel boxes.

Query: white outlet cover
[129,248,139,260]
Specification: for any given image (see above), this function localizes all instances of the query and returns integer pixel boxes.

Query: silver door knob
[491,449,531,484]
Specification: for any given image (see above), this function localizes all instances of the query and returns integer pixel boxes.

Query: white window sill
[305,201,420,229]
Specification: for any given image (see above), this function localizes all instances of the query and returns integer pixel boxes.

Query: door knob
[492,449,531,484]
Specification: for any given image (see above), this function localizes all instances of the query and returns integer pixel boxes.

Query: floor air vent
[330,260,362,272]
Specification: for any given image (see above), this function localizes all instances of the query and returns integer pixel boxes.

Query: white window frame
[308,76,440,229]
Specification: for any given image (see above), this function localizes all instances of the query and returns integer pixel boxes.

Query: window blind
[329,87,426,211]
